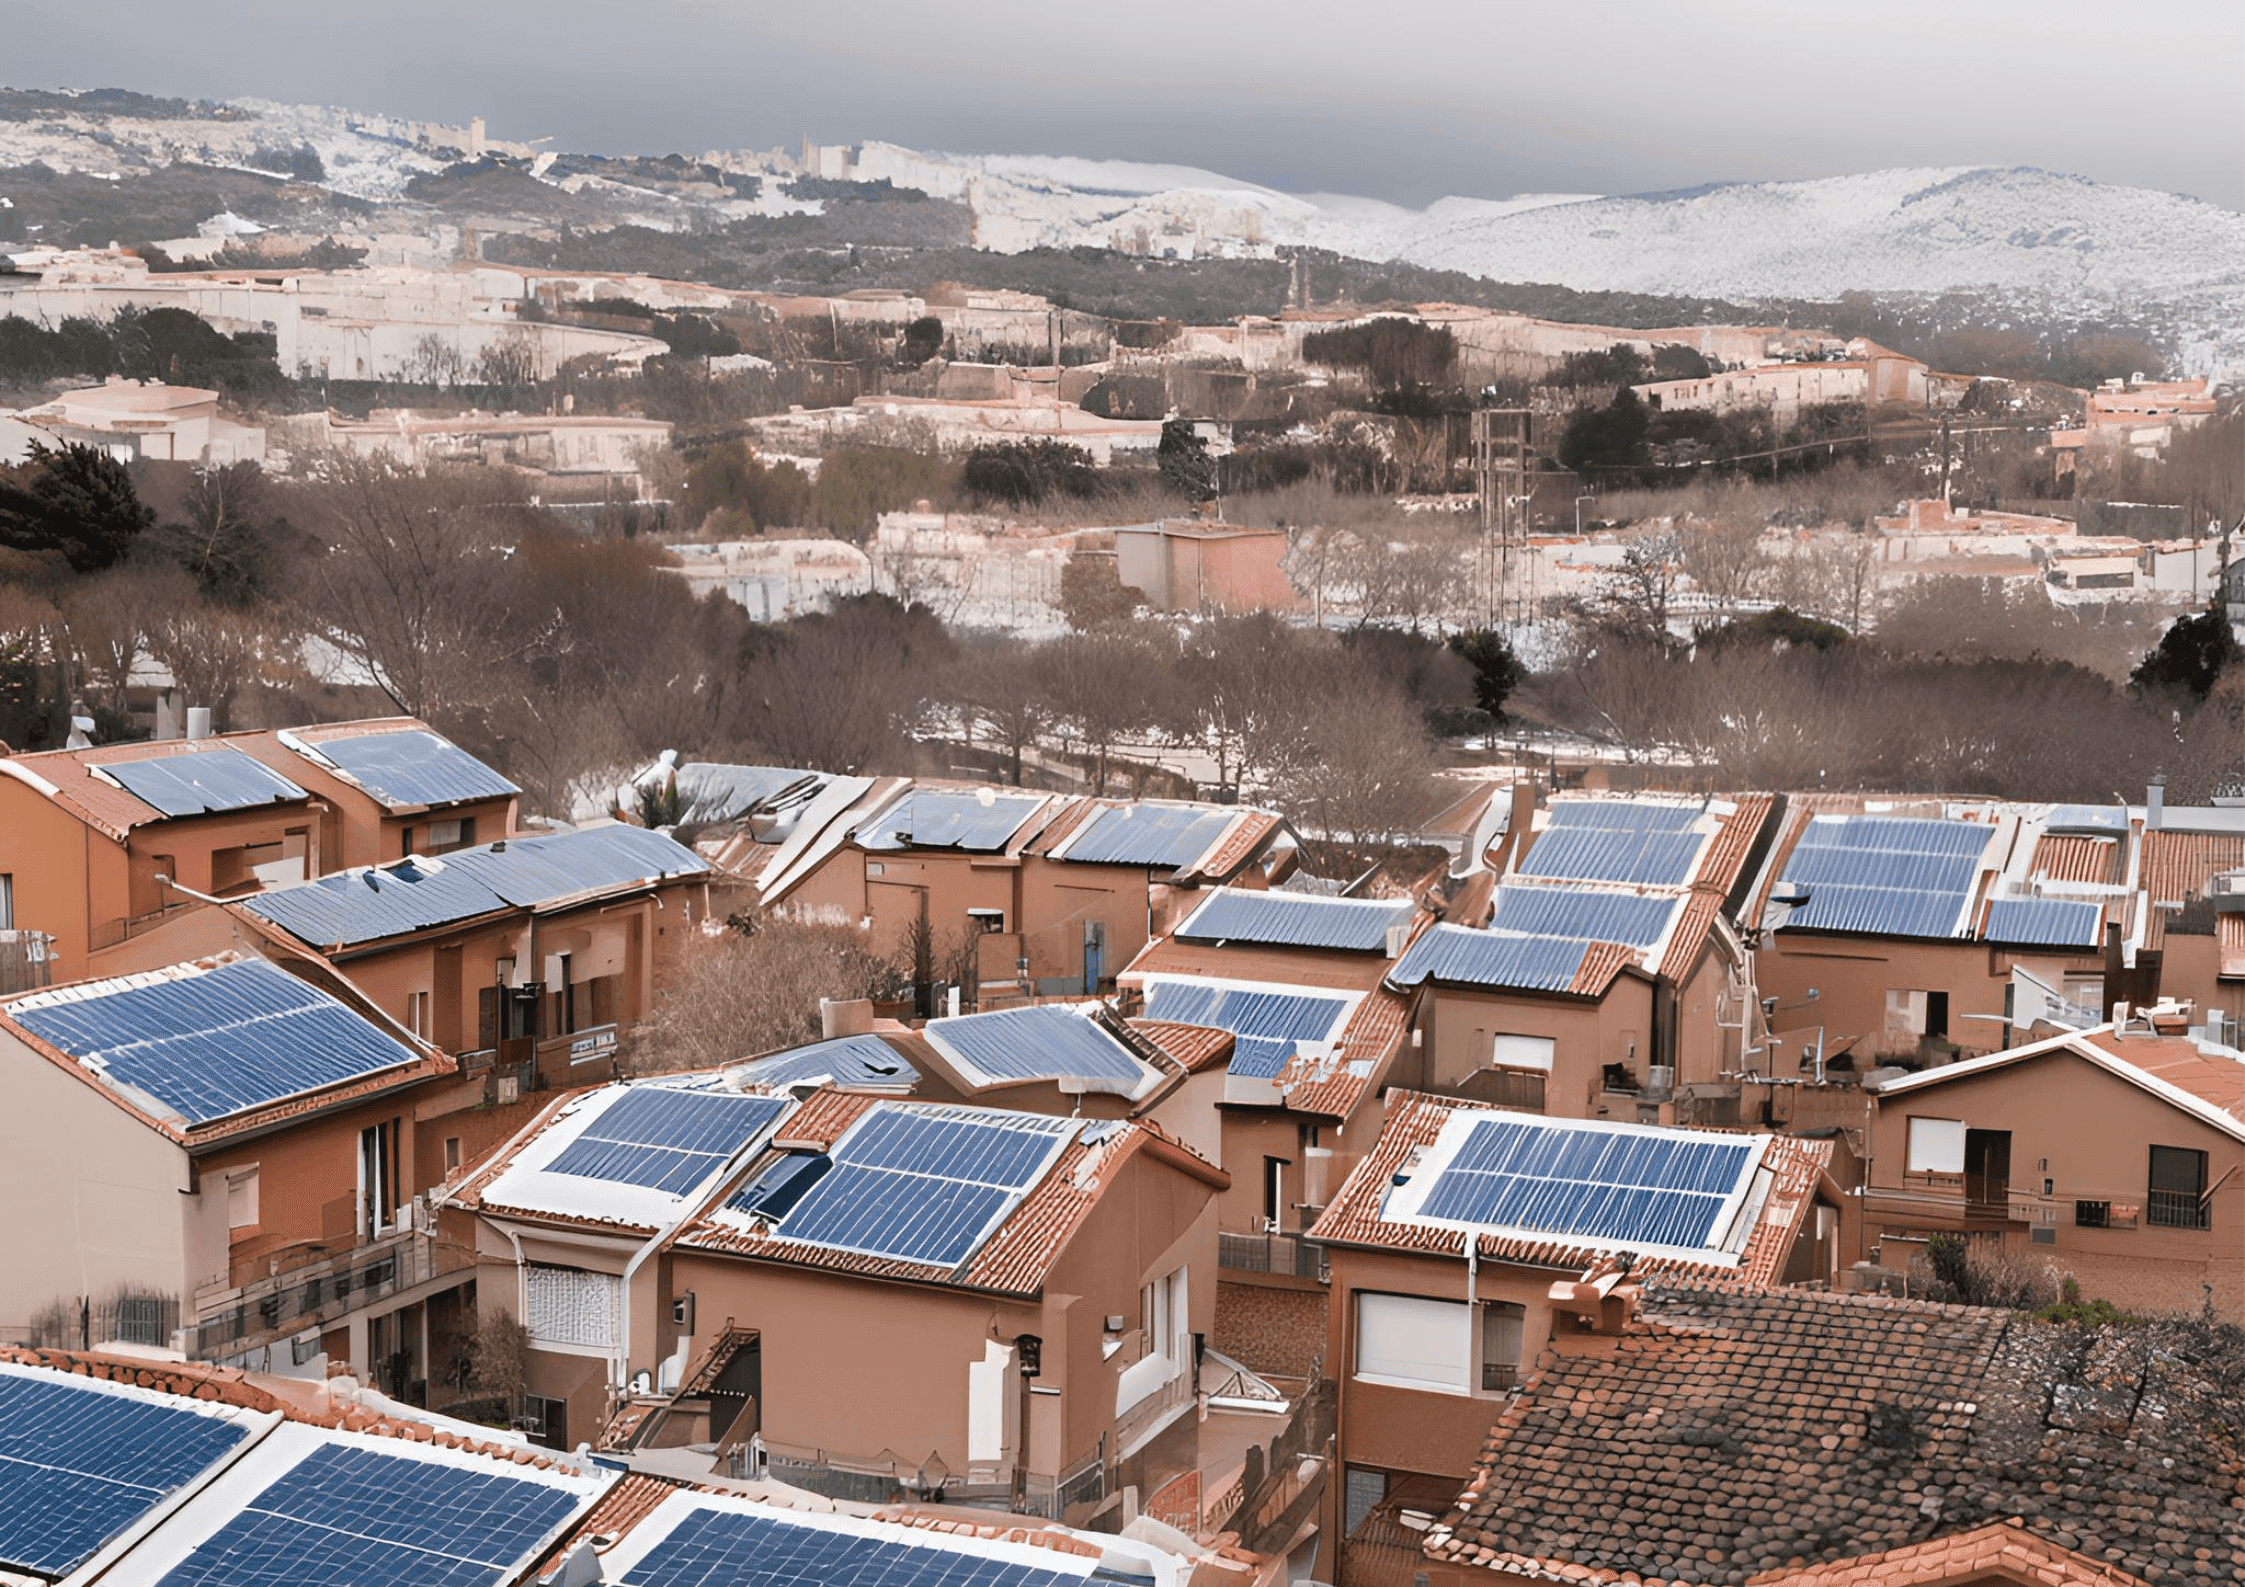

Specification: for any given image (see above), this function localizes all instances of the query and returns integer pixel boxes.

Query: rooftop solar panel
[1489,885,1679,947]
[1409,1116,1759,1255]
[668,763,818,827]
[9,959,422,1127]
[1059,803,1237,870]
[1518,802,1705,887]
[856,790,1046,852]
[1545,800,1703,833]
[0,1368,253,1577]
[924,1005,1147,1087]
[1173,888,1415,952]
[614,1502,1093,1587]
[244,825,708,948]
[309,730,520,810]
[1983,896,2104,948]
[735,1034,918,1089]
[150,1441,583,1587]
[100,746,307,819]
[1387,924,1594,994]
[1773,816,1993,939]
[1139,980,1353,1079]
[739,1105,1075,1268]
[544,1089,788,1194]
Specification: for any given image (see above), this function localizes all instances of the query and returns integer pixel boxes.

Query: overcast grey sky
[7,0,2242,208]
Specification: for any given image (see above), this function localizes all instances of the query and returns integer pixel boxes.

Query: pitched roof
[1869,1023,2245,1142]
[2139,828,2245,951]
[0,736,309,842]
[1742,1521,2153,1587]
[1126,1018,1235,1074]
[276,722,518,811]
[1422,1286,2245,1587]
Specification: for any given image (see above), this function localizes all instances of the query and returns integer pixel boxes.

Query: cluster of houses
[0,720,2240,1586]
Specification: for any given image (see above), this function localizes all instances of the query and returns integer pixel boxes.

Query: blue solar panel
[1518,802,1704,887]
[1416,1117,1756,1252]
[0,1370,252,1577]
[545,1089,788,1194]
[1489,885,1678,947]
[311,730,519,809]
[1140,981,1353,1079]
[101,746,307,819]
[616,1503,1091,1587]
[668,764,819,827]
[9,959,422,1126]
[1983,897,2104,948]
[151,1442,583,1587]
[1388,925,1594,994]
[1059,803,1237,870]
[925,1005,1146,1086]
[743,1106,1075,1268]
[1173,889,1415,952]
[856,790,1046,852]
[736,1034,918,1089]
[244,825,708,948]
[1773,816,1992,939]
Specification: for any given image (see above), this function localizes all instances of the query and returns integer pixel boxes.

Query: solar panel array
[1388,924,1594,994]
[736,1034,917,1089]
[737,1106,1076,1268]
[152,1442,582,1587]
[1059,802,1236,870]
[1416,1116,1757,1253]
[0,1369,252,1577]
[616,1504,1091,1587]
[1490,884,1679,947]
[1173,888,1415,953]
[1773,816,1992,939]
[1518,801,1705,887]
[669,763,818,827]
[925,1005,1147,1086]
[101,746,307,819]
[856,790,1046,852]
[312,730,519,809]
[244,824,708,948]
[1983,896,2104,949]
[1140,980,1352,1078]
[9,958,422,1126]
[544,1089,789,1194]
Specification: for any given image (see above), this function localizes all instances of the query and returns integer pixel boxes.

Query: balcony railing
[191,1226,449,1358]
[2147,1188,2212,1230]
[1219,1229,1326,1282]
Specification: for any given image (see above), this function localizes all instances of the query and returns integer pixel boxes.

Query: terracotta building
[1865,1018,2245,1319]
[1112,521,1296,615]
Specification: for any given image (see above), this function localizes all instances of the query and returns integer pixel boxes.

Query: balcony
[2147,1188,2212,1230]
[1218,1229,1326,1282]
[190,1222,458,1359]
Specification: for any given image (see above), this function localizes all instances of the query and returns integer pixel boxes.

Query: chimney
[820,997,874,1039]
[2146,775,2165,830]
[186,707,212,743]
[1504,777,1541,874]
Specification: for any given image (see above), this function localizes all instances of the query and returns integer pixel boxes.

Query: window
[225,1166,259,1230]
[1263,1156,1288,1226]
[406,991,429,1038]
[1480,1302,1526,1390]
[967,909,1006,934]
[551,953,576,1036]
[525,1263,622,1350]
[359,1120,397,1240]
[2148,1145,2210,1229]
[1141,1266,1187,1365]
[1354,1292,1469,1394]
[444,1136,463,1176]
[0,872,12,930]
[1906,1117,1966,1174]
[1489,1034,1555,1072]
[1344,1467,1387,1536]
[424,817,473,855]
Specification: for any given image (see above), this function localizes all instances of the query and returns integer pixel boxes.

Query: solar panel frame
[1489,885,1679,947]
[611,1500,1096,1587]
[1139,979,1354,1078]
[542,1089,788,1194]
[1057,803,1237,870]
[923,1005,1148,1087]
[310,730,520,810]
[9,959,424,1127]
[1172,888,1416,952]
[856,790,1047,853]
[734,1034,918,1089]
[1387,924,1594,993]
[100,746,308,819]
[1983,896,2104,948]
[1772,815,1994,940]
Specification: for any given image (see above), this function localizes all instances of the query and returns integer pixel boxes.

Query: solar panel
[1059,803,1236,870]
[1773,816,1992,939]
[1388,924,1594,994]
[1173,888,1415,952]
[1414,1116,1757,1253]
[0,1368,252,1577]
[1518,802,1705,887]
[1489,885,1678,947]
[1983,896,2103,948]
[668,763,818,827]
[1140,980,1353,1079]
[545,1089,788,1194]
[311,730,519,809]
[736,1034,917,1089]
[924,1005,1147,1087]
[614,1503,1093,1587]
[9,959,422,1126]
[101,746,307,819]
[856,790,1045,852]
[739,1106,1075,1268]
[151,1441,583,1587]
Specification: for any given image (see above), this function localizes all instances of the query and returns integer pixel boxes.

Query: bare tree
[1043,628,1163,793]
[628,918,900,1073]
[1595,529,1684,640]
[146,602,297,732]
[1284,665,1442,846]
[55,564,191,716]
[1677,515,1772,605]
[946,642,1053,786]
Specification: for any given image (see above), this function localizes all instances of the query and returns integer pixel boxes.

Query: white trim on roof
[1867,1025,2245,1145]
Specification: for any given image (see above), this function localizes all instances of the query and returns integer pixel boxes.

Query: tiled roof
[1306,1091,1830,1287]
[1871,1025,2245,1140]
[2140,830,2245,950]
[2035,834,2121,887]
[1423,1287,2245,1586]
[0,740,234,841]
[1273,986,1411,1120]
[570,1472,687,1540]
[1127,1018,1235,1074]
[1742,1521,2152,1587]
[1122,934,1394,993]
[1188,811,1286,882]
[1696,793,1777,900]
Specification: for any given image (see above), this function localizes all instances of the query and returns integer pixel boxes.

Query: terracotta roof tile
[2034,834,2121,888]
[1743,1521,2152,1587]
[1188,810,1285,882]
[1127,1018,1235,1074]
[2128,829,2245,951]
[1695,793,1776,901]
[1275,986,1411,1120]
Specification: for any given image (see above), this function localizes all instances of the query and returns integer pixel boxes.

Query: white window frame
[1906,1116,1967,1174]
[0,872,13,931]
[523,1262,623,1354]
[1353,1292,1470,1395]
[225,1165,260,1230]
[1489,1033,1556,1073]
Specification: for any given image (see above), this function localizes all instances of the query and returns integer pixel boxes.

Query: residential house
[1864,1018,2245,1319]
[641,1093,1234,1523]
[1112,521,1296,615]
[0,953,470,1393]
[1305,1094,1841,1580]
[1407,1285,2241,1587]
[2083,375,2216,457]
[1386,792,1779,1127]
[249,719,522,866]
[9,376,266,465]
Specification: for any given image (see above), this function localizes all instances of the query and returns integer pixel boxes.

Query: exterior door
[1964,1128,2010,1209]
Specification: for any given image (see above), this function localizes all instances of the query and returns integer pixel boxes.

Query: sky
[5,0,2242,209]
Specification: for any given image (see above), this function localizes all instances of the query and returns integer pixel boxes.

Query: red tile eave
[1694,793,1775,901]
[1127,1018,1235,1074]
[1120,936,1397,994]
[1741,1521,2153,1587]
[1277,986,1412,1120]
[1191,810,1284,882]
[562,1473,688,1547]
[2140,829,2245,951]
[769,1087,881,1151]
[1019,797,1099,856]
[2034,833,2119,887]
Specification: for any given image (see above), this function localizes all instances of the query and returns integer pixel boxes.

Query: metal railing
[2147,1188,2212,1230]
[1219,1229,1326,1281]
[192,1227,439,1358]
